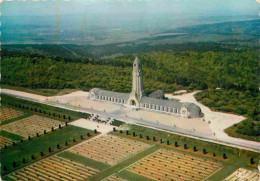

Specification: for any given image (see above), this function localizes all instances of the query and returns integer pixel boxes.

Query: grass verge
[0,130,23,141]
[117,170,154,181]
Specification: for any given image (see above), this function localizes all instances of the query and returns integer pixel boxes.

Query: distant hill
[162,19,260,35]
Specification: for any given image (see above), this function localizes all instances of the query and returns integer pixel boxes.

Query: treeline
[2,42,253,60]
[2,49,258,93]
[195,89,260,140]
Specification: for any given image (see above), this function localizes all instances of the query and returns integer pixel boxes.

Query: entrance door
[130,100,136,106]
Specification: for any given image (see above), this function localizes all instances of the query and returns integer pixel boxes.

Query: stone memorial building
[89,57,203,118]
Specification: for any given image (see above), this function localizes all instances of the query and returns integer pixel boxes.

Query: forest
[195,89,259,141]
[2,43,259,141]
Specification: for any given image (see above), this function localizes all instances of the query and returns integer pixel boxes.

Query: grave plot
[127,149,222,181]
[223,168,259,181]
[7,155,99,181]
[68,134,150,165]
[0,107,24,122]
[1,115,65,138]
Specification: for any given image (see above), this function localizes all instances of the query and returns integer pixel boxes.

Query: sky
[2,0,259,17]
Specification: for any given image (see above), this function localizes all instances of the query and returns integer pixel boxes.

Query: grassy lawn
[58,151,110,171]
[1,126,96,175]
[2,95,91,121]
[2,84,79,96]
[116,124,259,160]
[0,130,23,141]
[110,119,124,127]
[117,170,154,181]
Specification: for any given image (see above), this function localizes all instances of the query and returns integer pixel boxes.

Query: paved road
[2,89,259,153]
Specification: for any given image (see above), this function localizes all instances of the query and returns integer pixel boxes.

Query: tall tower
[127,57,146,106]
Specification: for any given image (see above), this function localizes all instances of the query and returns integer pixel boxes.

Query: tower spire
[127,57,146,106]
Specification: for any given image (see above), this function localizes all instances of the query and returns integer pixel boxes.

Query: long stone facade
[89,57,203,118]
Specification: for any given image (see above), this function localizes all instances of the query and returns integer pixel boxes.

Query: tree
[68,116,71,121]
[213,153,216,157]
[3,166,7,171]
[59,124,62,129]
[160,139,163,144]
[87,133,91,137]
[12,162,16,167]
[113,127,116,132]
[36,133,40,137]
[49,147,52,153]
[80,135,84,140]
[65,141,68,146]
[250,158,255,164]
[133,132,136,137]
[94,129,97,134]
[120,130,123,134]
[44,130,47,134]
[146,136,150,140]
[12,142,15,146]
[40,152,44,156]
[184,144,188,149]
[153,136,156,141]
[175,141,178,147]
[193,146,197,152]
[63,115,66,119]
[139,134,143,138]
[23,158,26,163]
[52,127,54,131]
[21,139,24,143]
[65,122,68,126]
[126,130,129,135]
[57,144,60,149]
[167,140,170,145]
[73,138,76,142]
[223,153,227,159]
[32,155,35,160]
[203,148,207,154]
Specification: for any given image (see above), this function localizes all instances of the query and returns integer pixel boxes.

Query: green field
[0,130,23,141]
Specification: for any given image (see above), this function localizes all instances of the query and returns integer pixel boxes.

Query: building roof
[140,96,183,109]
[182,102,203,117]
[89,88,129,100]
[148,90,165,99]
